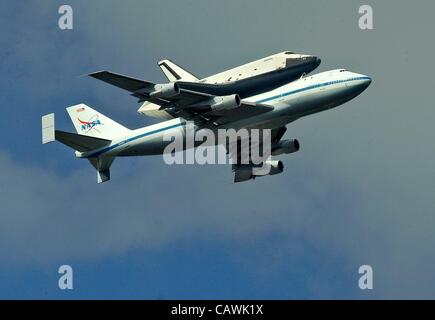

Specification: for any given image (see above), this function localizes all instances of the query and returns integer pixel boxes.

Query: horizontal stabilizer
[42,113,112,152]
[55,130,111,152]
[89,71,154,93]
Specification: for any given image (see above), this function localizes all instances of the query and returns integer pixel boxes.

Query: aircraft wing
[89,71,273,127]
[88,71,167,105]
[89,71,154,92]
[158,89,273,127]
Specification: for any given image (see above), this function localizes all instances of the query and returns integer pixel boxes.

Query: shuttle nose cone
[286,55,320,68]
[306,56,321,67]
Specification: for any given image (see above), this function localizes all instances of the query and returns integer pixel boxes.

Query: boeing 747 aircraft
[42,54,371,183]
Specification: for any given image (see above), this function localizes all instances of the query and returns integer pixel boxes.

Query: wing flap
[167,89,214,108]
[205,101,273,124]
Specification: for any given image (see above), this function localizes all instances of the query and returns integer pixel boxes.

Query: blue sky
[1,0,435,299]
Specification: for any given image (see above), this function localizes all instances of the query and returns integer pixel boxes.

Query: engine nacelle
[253,160,284,176]
[149,82,180,99]
[234,160,284,182]
[268,160,284,175]
[271,139,300,156]
[210,94,241,112]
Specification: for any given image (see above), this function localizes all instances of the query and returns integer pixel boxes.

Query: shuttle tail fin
[158,59,199,82]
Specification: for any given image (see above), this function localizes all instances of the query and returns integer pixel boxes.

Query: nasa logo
[78,115,103,131]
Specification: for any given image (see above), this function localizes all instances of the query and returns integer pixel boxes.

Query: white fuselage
[79,69,371,158]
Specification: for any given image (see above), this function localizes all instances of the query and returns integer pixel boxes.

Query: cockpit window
[340,69,348,72]
[284,51,294,54]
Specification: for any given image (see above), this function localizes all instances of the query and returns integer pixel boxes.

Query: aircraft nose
[351,73,372,91]
[360,75,372,89]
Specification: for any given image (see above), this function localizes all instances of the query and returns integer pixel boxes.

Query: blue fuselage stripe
[87,76,371,158]
[88,123,184,157]
[256,76,371,103]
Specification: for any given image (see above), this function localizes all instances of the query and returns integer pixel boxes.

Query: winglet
[42,113,55,144]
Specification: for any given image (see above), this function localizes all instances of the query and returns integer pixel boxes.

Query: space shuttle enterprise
[93,51,321,119]
[157,51,320,97]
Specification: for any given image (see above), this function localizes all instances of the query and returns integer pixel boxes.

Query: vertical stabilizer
[157,59,199,82]
[66,104,130,140]
[89,157,114,183]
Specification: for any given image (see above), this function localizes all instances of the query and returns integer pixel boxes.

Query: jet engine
[210,94,241,112]
[271,139,300,156]
[149,83,180,99]
[265,160,284,176]
[234,160,284,182]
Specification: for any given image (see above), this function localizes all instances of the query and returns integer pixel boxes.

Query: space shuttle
[90,51,321,119]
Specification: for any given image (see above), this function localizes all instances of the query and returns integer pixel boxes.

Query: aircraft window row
[325,77,364,85]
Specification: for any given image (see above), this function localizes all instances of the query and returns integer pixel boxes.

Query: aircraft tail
[41,105,125,184]
[66,103,130,140]
[158,59,199,82]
